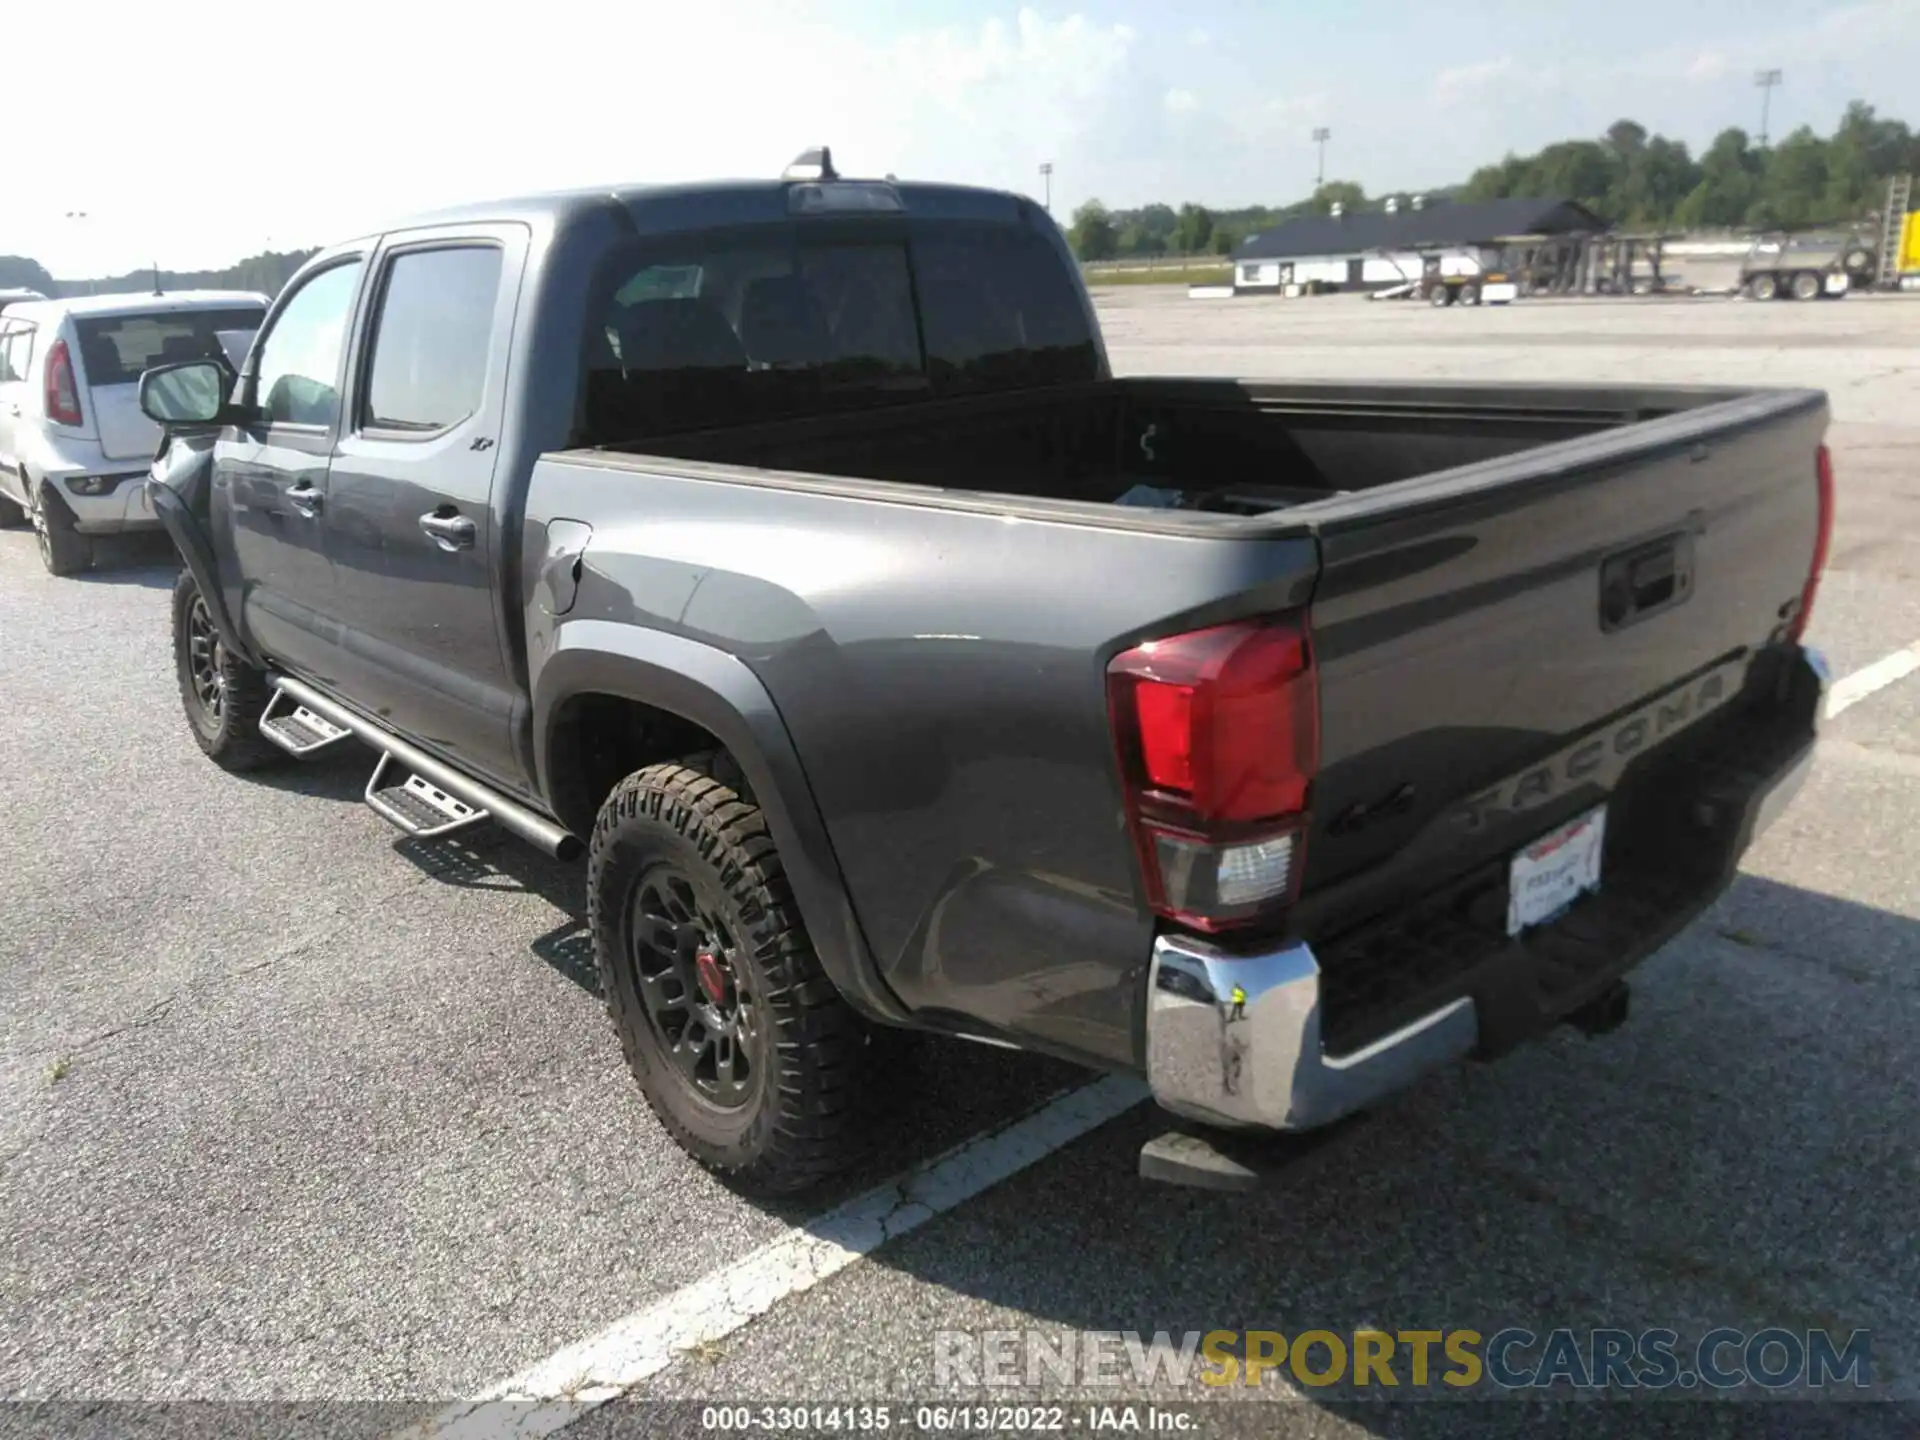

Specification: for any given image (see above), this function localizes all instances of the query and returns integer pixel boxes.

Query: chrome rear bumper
[1145,935,1479,1131]
[1143,645,1829,1134]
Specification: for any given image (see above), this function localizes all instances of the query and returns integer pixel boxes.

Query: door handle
[286,482,323,517]
[419,509,477,552]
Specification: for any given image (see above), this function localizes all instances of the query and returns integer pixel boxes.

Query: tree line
[0,248,317,302]
[1069,101,1918,261]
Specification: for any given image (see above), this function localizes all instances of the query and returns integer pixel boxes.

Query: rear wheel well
[546,693,746,836]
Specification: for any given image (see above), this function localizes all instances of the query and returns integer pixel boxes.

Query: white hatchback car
[0,291,267,574]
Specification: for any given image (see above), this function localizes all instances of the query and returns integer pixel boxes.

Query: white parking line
[395,1075,1149,1440]
[1827,641,1920,718]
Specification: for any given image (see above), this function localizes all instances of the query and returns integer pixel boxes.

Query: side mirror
[138,360,231,426]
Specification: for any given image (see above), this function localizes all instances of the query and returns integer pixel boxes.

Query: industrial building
[1230,196,1611,296]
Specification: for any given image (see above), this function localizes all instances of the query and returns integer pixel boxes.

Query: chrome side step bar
[258,689,352,757]
[262,674,583,861]
[364,753,490,839]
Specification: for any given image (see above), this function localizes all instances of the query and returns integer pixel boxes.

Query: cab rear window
[581,220,1097,444]
[73,308,266,387]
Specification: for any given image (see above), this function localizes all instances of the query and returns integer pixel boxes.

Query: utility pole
[1754,69,1783,149]
[1039,162,1053,215]
[1312,128,1331,188]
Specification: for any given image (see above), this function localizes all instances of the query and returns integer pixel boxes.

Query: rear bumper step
[264,674,582,861]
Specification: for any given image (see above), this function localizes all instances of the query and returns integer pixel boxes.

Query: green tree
[1172,203,1214,255]
[0,256,57,294]
[1674,128,1761,228]
[1525,141,1616,211]
[1754,126,1831,227]
[1068,200,1118,262]
[1309,180,1368,214]
[1118,225,1168,257]
[1460,154,1529,201]
[1823,101,1912,217]
[1627,137,1701,226]
[1605,119,1649,158]
[1135,203,1178,243]
[1210,228,1240,256]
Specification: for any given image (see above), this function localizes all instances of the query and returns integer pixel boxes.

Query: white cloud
[1686,50,1731,82]
[1186,27,1211,47]
[1433,55,1514,104]
[9,2,1143,273]
[1164,88,1200,114]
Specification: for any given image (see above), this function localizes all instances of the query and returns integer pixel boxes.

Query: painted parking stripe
[394,1075,1148,1440]
[1827,641,1920,718]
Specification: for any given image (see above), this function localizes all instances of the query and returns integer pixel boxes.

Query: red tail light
[1788,444,1834,644]
[1106,614,1319,933]
[45,340,83,426]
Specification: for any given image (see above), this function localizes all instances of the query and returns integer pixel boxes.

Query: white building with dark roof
[1230,196,1610,295]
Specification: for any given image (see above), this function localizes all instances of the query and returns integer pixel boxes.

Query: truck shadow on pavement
[77,536,178,583]
[242,740,390,807]
[382,823,1108,1221]
[352,814,1920,1417]
[834,872,1918,1437]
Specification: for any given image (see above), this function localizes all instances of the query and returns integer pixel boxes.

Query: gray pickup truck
[139,150,1833,1194]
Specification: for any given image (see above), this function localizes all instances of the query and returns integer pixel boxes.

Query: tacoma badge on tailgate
[1453,657,1744,834]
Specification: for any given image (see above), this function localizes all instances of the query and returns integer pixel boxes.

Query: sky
[11,0,1917,276]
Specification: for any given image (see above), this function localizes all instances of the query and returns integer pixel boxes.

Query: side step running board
[365,753,490,838]
[259,690,352,756]
[263,674,583,861]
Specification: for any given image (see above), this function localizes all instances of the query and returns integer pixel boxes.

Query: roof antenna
[783,146,837,182]
[151,263,163,297]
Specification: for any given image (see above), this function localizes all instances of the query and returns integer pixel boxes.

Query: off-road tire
[1791,270,1824,302]
[30,483,92,576]
[0,491,25,528]
[588,754,873,1194]
[172,569,282,772]
[1428,284,1454,307]
[1457,283,1481,306]
[1748,272,1779,301]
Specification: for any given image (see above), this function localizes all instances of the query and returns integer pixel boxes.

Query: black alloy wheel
[170,569,280,770]
[626,864,762,1109]
[186,593,226,723]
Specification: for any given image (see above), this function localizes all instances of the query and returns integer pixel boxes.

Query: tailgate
[1298,387,1828,929]
[73,308,264,461]
[87,383,161,461]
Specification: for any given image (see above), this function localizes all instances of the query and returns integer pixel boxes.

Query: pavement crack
[1711,923,1899,988]
[53,870,437,1064]
[76,992,181,1050]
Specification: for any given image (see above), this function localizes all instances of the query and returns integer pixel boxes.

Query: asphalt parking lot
[3,288,1917,1437]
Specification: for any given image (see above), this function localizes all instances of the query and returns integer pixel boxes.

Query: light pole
[1754,69,1782,149]
[1039,162,1053,215]
[1312,128,1331,189]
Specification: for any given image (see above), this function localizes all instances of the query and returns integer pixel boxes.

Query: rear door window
[73,307,266,387]
[0,324,35,384]
[362,246,503,433]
